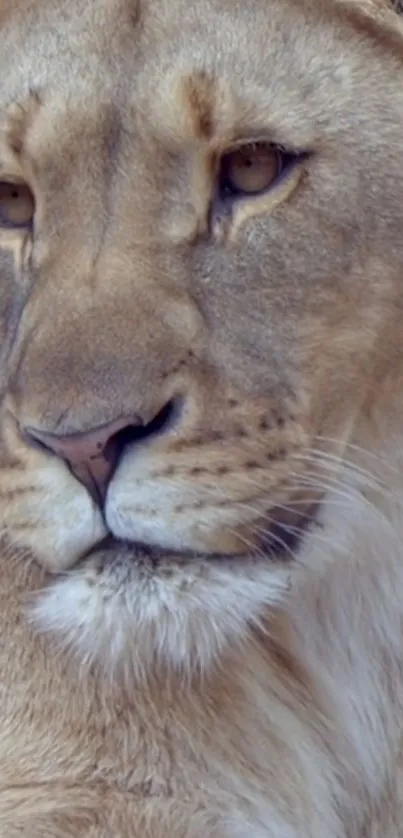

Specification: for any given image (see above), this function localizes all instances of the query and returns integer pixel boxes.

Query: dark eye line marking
[0,217,33,230]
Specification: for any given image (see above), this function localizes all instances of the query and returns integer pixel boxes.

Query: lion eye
[218,142,295,199]
[0,181,35,229]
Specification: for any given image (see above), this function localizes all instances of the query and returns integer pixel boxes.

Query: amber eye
[0,181,35,229]
[218,142,293,199]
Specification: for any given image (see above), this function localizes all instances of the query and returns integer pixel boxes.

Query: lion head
[1,0,403,675]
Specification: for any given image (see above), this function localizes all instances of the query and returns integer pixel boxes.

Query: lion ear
[344,0,402,17]
[338,0,402,16]
[335,0,403,45]
[356,0,402,13]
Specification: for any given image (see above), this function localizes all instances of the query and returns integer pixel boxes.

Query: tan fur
[1,0,403,834]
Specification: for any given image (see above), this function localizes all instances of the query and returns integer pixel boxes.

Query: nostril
[111,397,182,454]
[147,396,183,435]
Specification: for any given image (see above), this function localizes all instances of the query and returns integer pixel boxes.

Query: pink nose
[25,416,137,504]
[24,401,177,505]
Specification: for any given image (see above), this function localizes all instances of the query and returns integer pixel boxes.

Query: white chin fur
[30,546,291,678]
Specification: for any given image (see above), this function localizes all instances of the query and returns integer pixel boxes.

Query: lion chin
[30,498,318,675]
[30,536,293,677]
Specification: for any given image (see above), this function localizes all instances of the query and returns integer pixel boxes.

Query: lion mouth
[257,502,319,560]
[86,502,319,568]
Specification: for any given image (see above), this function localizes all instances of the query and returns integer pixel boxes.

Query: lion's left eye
[0,181,35,229]
[218,142,297,199]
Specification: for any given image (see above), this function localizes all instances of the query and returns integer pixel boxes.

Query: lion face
[1,0,403,673]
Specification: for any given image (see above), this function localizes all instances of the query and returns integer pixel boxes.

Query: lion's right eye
[219,143,284,198]
[0,181,35,229]
[216,141,308,206]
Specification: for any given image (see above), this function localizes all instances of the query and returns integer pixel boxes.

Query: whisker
[291,449,382,487]
[315,434,401,475]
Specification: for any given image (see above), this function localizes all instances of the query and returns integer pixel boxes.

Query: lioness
[1,0,403,834]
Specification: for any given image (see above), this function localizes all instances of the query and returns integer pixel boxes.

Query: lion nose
[24,401,177,506]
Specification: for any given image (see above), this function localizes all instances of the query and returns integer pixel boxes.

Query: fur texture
[1,0,403,834]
